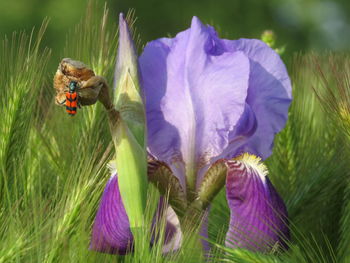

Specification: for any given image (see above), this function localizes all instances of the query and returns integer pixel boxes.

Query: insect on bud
[54,58,114,115]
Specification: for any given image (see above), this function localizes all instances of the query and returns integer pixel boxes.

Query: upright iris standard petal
[225,154,289,251]
[90,174,133,254]
[221,38,292,159]
[140,17,250,190]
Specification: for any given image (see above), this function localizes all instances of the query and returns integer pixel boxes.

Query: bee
[65,81,79,116]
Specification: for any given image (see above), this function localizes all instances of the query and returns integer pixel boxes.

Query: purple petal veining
[90,174,133,254]
[90,175,182,255]
[225,155,289,251]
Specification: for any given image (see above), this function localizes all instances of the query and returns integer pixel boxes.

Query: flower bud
[112,13,148,230]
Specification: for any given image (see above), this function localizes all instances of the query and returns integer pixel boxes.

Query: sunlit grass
[1,2,349,263]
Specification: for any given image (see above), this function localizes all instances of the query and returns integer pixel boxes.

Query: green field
[1,3,350,263]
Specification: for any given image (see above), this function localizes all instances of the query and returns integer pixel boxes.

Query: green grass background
[2,0,350,72]
[1,1,350,262]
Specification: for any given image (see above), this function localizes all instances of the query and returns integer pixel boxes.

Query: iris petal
[225,154,289,252]
[90,174,182,254]
[222,39,292,159]
[140,17,250,188]
[90,174,133,254]
[161,205,183,253]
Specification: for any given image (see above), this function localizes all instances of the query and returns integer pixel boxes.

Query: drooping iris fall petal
[225,154,289,251]
[90,173,182,255]
[90,175,133,254]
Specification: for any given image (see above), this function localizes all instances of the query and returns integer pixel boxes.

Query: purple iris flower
[90,15,291,254]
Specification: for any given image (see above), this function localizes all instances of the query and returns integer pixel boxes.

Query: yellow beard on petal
[233,153,268,179]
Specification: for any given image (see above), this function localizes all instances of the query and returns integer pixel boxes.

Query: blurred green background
[2,1,350,262]
[1,0,350,71]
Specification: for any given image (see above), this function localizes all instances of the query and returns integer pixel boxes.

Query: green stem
[130,226,150,258]
[179,199,203,234]
[178,200,206,256]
